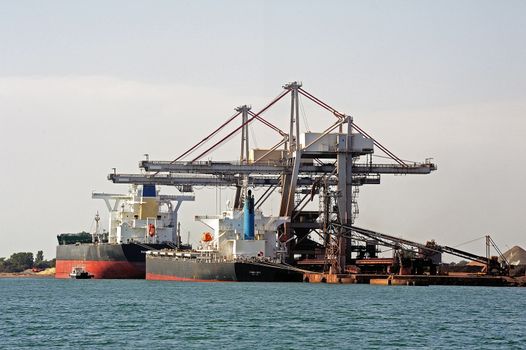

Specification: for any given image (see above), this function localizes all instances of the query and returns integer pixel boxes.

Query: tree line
[0,251,55,273]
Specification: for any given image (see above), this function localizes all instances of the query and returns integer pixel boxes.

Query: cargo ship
[145,190,304,282]
[55,184,193,279]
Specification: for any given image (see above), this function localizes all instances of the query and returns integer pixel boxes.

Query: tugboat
[69,267,94,279]
[146,190,304,282]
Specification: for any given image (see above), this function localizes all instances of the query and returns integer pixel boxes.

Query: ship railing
[233,256,278,264]
[149,250,198,259]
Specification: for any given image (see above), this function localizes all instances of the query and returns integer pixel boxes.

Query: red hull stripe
[146,273,231,282]
[55,260,144,279]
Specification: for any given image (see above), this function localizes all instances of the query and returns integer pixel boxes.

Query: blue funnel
[243,190,255,240]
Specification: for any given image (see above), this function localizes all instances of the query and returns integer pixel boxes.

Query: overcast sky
[1,0,525,261]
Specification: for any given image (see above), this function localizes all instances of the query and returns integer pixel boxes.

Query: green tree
[0,257,6,273]
[35,250,44,264]
[8,252,34,272]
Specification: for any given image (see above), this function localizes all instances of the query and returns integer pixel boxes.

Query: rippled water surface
[0,278,525,349]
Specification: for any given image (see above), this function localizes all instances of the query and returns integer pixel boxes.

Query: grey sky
[1,0,525,260]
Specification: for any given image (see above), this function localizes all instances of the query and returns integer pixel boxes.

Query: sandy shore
[0,268,55,279]
[0,273,53,278]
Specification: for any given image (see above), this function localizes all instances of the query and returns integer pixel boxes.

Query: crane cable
[452,236,485,248]
[299,95,311,132]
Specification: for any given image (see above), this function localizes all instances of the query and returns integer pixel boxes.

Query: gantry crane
[108,82,437,273]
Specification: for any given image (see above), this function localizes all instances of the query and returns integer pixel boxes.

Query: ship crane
[107,82,437,272]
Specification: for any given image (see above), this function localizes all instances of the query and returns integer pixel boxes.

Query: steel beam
[140,160,435,175]
[108,173,382,187]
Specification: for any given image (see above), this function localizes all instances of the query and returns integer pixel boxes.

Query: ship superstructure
[92,184,193,245]
[194,190,287,261]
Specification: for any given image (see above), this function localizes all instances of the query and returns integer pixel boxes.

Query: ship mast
[91,212,101,243]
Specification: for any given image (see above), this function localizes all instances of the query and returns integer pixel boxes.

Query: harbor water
[0,278,524,349]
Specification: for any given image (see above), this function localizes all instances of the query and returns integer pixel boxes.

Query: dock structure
[106,82,511,281]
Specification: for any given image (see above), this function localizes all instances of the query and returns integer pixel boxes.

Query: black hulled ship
[145,190,303,282]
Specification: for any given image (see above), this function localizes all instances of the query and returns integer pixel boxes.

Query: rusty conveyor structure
[341,225,502,267]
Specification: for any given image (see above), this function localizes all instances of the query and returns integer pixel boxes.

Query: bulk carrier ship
[55,184,193,279]
[146,190,304,282]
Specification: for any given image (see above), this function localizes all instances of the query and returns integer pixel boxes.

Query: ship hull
[146,255,303,282]
[55,243,171,279]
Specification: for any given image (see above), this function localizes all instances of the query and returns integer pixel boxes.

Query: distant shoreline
[0,270,55,279]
